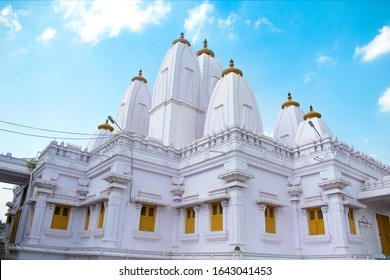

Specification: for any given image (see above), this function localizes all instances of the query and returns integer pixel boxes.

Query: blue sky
[1,1,390,220]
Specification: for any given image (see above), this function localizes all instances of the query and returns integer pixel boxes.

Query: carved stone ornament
[102,172,133,184]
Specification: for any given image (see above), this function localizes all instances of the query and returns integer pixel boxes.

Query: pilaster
[27,193,49,244]
[287,185,303,255]
[319,178,351,254]
[27,179,57,244]
[102,173,132,248]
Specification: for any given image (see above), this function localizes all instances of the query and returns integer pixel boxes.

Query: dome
[115,70,152,135]
[204,59,263,136]
[294,106,333,146]
[87,120,113,152]
[273,93,305,147]
[197,39,223,111]
[151,33,201,108]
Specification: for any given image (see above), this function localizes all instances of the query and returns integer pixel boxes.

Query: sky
[0,0,390,221]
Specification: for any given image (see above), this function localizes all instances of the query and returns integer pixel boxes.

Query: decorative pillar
[28,194,48,244]
[218,159,253,249]
[228,187,245,245]
[257,204,267,234]
[194,205,200,233]
[321,206,330,234]
[319,178,350,254]
[102,188,122,247]
[16,204,32,243]
[287,177,303,255]
[171,208,181,250]
[102,172,132,248]
[28,179,57,244]
[178,208,184,235]
[221,200,229,233]
[202,204,210,232]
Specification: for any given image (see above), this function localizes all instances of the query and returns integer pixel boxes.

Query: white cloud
[304,71,314,84]
[184,1,214,44]
[36,28,57,42]
[55,0,171,45]
[218,12,237,41]
[218,12,237,29]
[316,55,336,67]
[254,16,280,32]
[10,46,28,57]
[378,87,390,113]
[317,55,331,64]
[354,25,390,62]
[255,17,270,28]
[0,4,23,39]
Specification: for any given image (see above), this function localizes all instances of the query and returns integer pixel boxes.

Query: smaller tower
[204,59,263,136]
[87,120,114,152]
[294,105,333,145]
[115,70,152,135]
[273,92,305,146]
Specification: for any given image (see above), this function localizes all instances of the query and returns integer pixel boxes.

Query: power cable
[0,119,95,136]
[0,128,112,140]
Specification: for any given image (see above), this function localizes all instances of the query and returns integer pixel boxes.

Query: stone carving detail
[171,176,185,202]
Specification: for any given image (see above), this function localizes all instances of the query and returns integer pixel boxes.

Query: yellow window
[50,205,71,230]
[348,208,356,235]
[98,203,105,228]
[84,208,91,231]
[9,209,22,243]
[376,214,390,255]
[211,202,223,231]
[139,204,156,232]
[307,208,325,235]
[185,207,195,234]
[265,205,276,233]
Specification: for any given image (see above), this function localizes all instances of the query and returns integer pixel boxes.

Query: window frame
[139,204,157,232]
[348,207,357,235]
[210,202,223,232]
[97,203,105,229]
[185,207,195,234]
[307,207,325,235]
[265,205,276,234]
[84,207,91,231]
[50,205,71,230]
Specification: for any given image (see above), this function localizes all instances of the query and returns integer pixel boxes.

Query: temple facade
[5,34,390,260]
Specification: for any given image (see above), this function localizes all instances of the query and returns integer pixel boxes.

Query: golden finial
[229,59,234,68]
[303,105,322,120]
[221,58,243,77]
[98,119,114,132]
[172,32,191,46]
[196,38,215,57]
[281,92,300,109]
[131,69,147,83]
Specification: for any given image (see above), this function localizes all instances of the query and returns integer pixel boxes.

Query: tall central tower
[148,33,203,148]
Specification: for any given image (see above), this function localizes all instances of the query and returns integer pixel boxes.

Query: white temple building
[4,33,390,260]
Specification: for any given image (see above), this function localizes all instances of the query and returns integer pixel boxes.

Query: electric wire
[0,128,112,140]
[0,119,95,136]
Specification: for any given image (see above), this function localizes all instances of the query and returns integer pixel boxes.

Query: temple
[4,34,390,259]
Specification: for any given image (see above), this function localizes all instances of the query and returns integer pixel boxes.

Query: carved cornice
[102,172,133,184]
[218,170,254,183]
[318,178,350,191]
